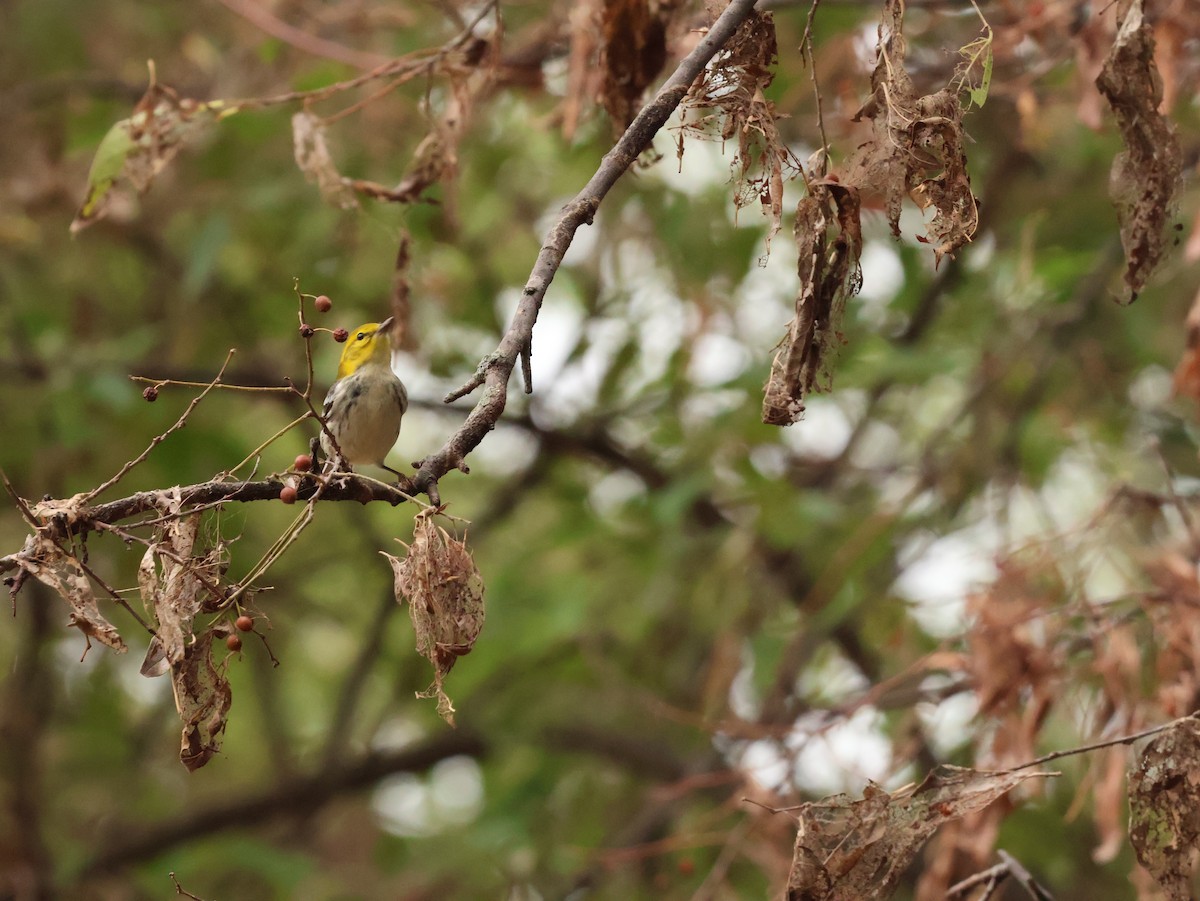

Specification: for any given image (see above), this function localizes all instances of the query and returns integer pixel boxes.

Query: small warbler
[320,316,408,478]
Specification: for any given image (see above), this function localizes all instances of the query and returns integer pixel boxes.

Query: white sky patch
[372,756,485,837]
[896,525,999,637]
[649,123,736,196]
[917,683,978,757]
[735,253,797,347]
[1128,364,1172,411]
[784,708,894,795]
[688,331,751,387]
[781,397,855,461]
[588,469,648,519]
[469,423,540,477]
[857,240,905,327]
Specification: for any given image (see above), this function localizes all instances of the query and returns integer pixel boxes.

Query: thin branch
[78,730,485,878]
[85,350,237,504]
[1004,711,1199,773]
[411,0,762,505]
[215,0,390,71]
[0,476,413,577]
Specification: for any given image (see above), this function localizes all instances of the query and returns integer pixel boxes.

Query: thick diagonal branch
[410,0,762,505]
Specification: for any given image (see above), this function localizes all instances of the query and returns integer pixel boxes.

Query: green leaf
[969,42,993,109]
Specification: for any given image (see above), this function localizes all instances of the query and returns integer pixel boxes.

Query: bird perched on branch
[320,317,408,479]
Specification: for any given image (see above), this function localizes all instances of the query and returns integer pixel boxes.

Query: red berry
[142,386,159,402]
[314,295,333,313]
[333,328,349,343]
[235,615,255,632]
[226,634,243,652]
[299,323,315,338]
[294,454,313,472]
[279,485,298,504]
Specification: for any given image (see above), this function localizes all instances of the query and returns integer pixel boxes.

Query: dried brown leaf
[1092,746,1129,864]
[292,111,359,211]
[1094,0,1183,303]
[682,8,796,257]
[599,0,669,129]
[1128,717,1200,900]
[138,511,227,680]
[384,512,485,725]
[171,627,233,771]
[762,181,862,425]
[16,535,127,656]
[787,767,1053,901]
[845,0,978,264]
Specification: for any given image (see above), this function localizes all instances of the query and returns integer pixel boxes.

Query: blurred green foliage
[2,0,1199,899]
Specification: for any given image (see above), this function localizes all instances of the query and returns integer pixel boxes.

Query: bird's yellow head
[336,317,394,379]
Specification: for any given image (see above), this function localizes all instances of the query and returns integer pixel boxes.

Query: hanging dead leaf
[845,0,979,265]
[383,512,485,725]
[72,64,233,233]
[681,8,797,257]
[1128,717,1200,900]
[787,767,1054,901]
[171,627,233,771]
[15,534,126,656]
[762,180,862,425]
[138,510,228,676]
[599,0,669,129]
[1094,0,1183,303]
[292,111,359,211]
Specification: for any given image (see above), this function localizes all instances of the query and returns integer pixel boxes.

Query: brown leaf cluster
[1094,0,1182,303]
[132,495,235,770]
[965,554,1065,767]
[384,512,485,725]
[786,767,1052,901]
[12,533,127,657]
[846,0,978,264]
[599,0,672,130]
[762,181,862,425]
[1128,717,1200,900]
[1143,553,1200,719]
[682,7,795,256]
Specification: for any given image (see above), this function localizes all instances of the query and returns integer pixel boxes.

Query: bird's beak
[377,316,395,335]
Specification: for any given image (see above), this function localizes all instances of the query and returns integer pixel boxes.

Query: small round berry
[314,295,333,313]
[226,634,243,652]
[235,614,255,632]
[299,323,315,338]
[333,328,349,343]
[279,485,298,504]
[294,454,313,472]
[142,386,159,402]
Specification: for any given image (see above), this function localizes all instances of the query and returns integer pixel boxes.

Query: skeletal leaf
[1128,717,1200,900]
[384,513,485,725]
[16,535,126,655]
[292,111,359,211]
[787,766,1054,900]
[171,627,233,771]
[762,181,862,425]
[848,0,979,263]
[1094,0,1183,303]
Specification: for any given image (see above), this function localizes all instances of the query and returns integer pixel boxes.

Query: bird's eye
[357,332,366,341]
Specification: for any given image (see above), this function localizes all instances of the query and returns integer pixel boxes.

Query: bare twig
[215,0,390,71]
[85,350,237,504]
[168,872,210,901]
[411,0,762,505]
[1004,711,1199,773]
[0,476,414,578]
